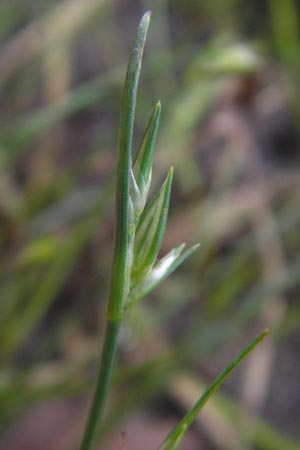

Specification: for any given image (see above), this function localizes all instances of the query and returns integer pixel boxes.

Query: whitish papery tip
[143,11,152,22]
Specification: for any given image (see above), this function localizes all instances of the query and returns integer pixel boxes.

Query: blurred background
[0,1,300,449]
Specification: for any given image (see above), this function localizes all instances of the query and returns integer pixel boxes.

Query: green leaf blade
[158,329,269,450]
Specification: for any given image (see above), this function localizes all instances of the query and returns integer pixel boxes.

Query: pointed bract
[134,101,161,193]
[128,243,200,307]
[129,101,161,227]
[131,167,174,283]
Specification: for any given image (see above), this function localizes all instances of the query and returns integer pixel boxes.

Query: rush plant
[78,12,268,450]
[78,12,198,450]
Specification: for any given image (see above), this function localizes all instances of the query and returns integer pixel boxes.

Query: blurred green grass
[0,1,300,449]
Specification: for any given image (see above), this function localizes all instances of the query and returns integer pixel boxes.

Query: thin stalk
[78,322,120,450]
[107,11,151,322]
[78,12,151,450]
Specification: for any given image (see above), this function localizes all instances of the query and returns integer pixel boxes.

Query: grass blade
[158,328,269,450]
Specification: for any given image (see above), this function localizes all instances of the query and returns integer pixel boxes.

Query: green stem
[78,12,151,450]
[79,321,120,450]
[106,11,151,322]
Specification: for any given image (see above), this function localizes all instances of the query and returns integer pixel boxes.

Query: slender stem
[78,321,120,450]
[78,12,151,450]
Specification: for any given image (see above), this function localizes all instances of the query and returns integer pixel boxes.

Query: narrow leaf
[157,329,269,450]
[128,243,199,306]
[131,166,173,283]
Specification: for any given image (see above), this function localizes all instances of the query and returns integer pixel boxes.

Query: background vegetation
[0,1,299,449]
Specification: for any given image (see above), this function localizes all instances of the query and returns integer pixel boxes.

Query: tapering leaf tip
[161,166,174,200]
[143,10,152,20]
[139,11,151,32]
[167,165,174,181]
[128,242,200,307]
